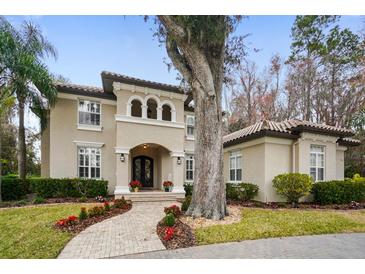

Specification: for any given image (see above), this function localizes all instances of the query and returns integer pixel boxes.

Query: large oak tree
[155,16,244,220]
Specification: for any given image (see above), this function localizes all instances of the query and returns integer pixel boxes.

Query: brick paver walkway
[115,233,365,259]
[58,202,174,259]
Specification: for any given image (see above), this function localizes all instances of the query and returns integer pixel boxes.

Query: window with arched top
[162,104,172,121]
[146,98,158,119]
[131,99,142,117]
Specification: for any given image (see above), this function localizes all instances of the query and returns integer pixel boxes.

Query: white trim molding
[114,186,131,194]
[115,114,185,129]
[77,124,103,132]
[73,141,105,148]
[114,147,130,154]
[170,151,185,158]
[57,92,117,106]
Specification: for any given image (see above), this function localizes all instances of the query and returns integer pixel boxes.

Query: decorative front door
[133,156,153,188]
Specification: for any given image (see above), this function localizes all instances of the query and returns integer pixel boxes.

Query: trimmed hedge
[183,183,193,197]
[226,183,259,201]
[29,178,108,198]
[312,180,365,205]
[1,177,108,200]
[0,177,29,201]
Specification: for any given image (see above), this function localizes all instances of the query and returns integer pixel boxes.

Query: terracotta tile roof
[55,82,116,100]
[223,119,356,146]
[337,137,362,146]
[101,71,184,94]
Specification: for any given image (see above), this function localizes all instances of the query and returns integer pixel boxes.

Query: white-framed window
[185,154,194,181]
[78,147,101,179]
[78,100,101,126]
[229,151,242,182]
[186,115,195,138]
[310,145,325,181]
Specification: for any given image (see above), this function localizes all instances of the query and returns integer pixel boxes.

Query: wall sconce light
[120,153,125,162]
[177,157,181,165]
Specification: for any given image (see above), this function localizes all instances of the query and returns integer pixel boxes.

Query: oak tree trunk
[17,95,26,180]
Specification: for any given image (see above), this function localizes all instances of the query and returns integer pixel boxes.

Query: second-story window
[186,115,195,137]
[79,100,100,126]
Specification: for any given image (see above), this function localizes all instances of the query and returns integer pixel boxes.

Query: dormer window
[78,100,100,126]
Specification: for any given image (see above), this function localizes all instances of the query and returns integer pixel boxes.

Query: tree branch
[165,38,193,84]
[158,16,186,41]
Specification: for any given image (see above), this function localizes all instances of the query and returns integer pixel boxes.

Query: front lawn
[195,208,365,245]
[0,203,96,258]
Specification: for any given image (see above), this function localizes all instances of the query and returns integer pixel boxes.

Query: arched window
[131,99,142,117]
[162,104,172,121]
[147,98,158,119]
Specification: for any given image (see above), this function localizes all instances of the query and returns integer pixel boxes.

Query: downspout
[292,139,299,173]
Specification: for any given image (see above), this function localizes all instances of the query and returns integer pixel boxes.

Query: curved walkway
[116,233,365,259]
[58,202,174,259]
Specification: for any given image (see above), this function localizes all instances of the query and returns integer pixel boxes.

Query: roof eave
[292,125,354,138]
[223,130,298,148]
[56,86,116,100]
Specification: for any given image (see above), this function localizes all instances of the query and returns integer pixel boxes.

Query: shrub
[226,183,259,201]
[353,174,365,183]
[104,201,111,211]
[0,177,29,201]
[312,180,365,205]
[79,207,88,220]
[164,205,181,217]
[164,213,175,227]
[272,173,313,206]
[183,183,193,197]
[29,178,108,198]
[181,196,191,211]
[114,197,127,209]
[79,196,87,202]
[33,196,45,204]
[87,206,105,217]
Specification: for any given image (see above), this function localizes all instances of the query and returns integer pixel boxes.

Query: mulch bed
[157,218,196,249]
[54,203,132,234]
[228,199,365,210]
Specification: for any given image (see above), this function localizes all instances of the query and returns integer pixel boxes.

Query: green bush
[272,173,313,205]
[0,177,29,201]
[114,197,128,209]
[312,180,365,205]
[33,196,45,204]
[184,183,193,197]
[181,196,191,211]
[226,183,259,201]
[79,207,88,220]
[29,178,108,198]
[352,174,365,183]
[87,206,105,217]
[164,213,176,227]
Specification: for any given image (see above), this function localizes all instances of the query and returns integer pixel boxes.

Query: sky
[4,15,364,133]
[5,15,363,88]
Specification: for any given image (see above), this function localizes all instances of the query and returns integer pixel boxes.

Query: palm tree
[0,17,57,179]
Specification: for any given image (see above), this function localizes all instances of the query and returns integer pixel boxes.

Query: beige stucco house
[41,71,360,202]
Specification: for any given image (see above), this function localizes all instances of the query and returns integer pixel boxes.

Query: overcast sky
[4,15,364,131]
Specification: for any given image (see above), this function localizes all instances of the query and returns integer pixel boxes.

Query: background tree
[155,16,245,219]
[0,17,57,179]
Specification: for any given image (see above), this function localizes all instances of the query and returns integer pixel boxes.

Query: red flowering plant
[104,201,111,211]
[129,180,142,189]
[163,181,174,192]
[163,227,175,241]
[164,205,181,217]
[56,215,78,227]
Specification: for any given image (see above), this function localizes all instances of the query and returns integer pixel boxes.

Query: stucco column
[170,152,185,194]
[142,105,147,118]
[114,148,130,195]
[157,107,162,120]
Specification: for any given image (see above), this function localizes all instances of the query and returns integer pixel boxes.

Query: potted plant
[129,180,142,192]
[163,181,174,192]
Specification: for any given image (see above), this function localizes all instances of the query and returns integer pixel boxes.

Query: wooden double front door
[132,156,153,188]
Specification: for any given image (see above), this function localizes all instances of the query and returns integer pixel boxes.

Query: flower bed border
[156,219,196,249]
[54,202,132,234]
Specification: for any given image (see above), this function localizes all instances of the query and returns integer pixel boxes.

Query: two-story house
[41,71,360,202]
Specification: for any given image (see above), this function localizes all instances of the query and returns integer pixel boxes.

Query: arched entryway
[132,156,154,188]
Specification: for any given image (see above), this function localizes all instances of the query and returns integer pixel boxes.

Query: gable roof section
[55,82,116,100]
[223,119,357,148]
[101,71,184,95]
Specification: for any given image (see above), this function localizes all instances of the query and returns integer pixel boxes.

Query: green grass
[0,203,95,258]
[195,208,365,245]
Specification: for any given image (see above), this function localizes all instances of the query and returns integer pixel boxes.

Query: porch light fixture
[177,157,181,165]
[120,153,125,162]
[143,144,148,149]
